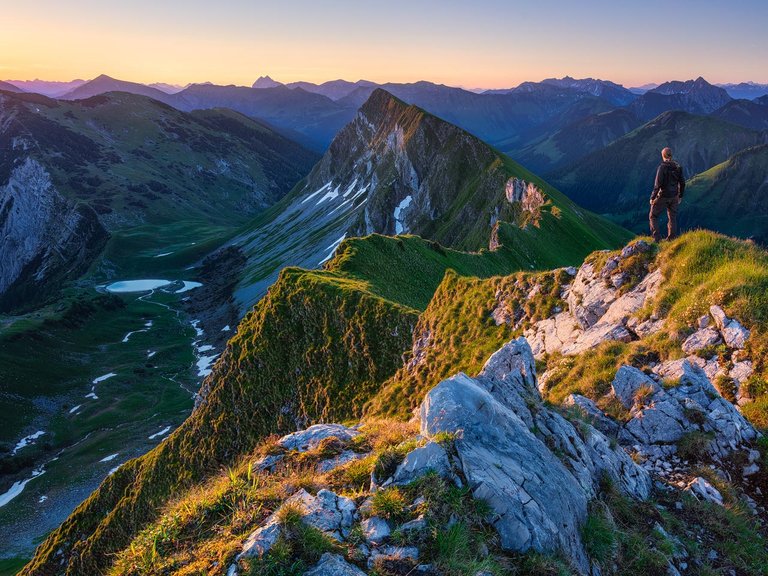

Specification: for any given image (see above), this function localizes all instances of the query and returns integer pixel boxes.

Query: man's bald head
[662,147,673,160]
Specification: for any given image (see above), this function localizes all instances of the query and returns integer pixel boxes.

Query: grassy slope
[683,144,768,242]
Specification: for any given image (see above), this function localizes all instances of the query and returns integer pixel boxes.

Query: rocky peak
[252,75,282,89]
[297,89,507,250]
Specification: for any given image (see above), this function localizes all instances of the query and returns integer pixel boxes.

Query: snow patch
[191,320,204,338]
[393,195,413,234]
[317,185,341,205]
[93,372,117,384]
[148,426,172,440]
[68,405,82,414]
[197,344,214,353]
[38,495,48,503]
[99,453,119,463]
[0,466,45,508]
[108,465,122,475]
[154,252,173,258]
[197,354,220,377]
[318,234,347,265]
[147,350,157,359]
[301,182,331,204]
[12,431,45,454]
[85,392,98,400]
[221,325,231,332]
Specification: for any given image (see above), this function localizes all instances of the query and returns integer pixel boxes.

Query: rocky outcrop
[523,240,662,358]
[229,338,651,575]
[419,338,650,574]
[0,158,108,311]
[564,361,759,489]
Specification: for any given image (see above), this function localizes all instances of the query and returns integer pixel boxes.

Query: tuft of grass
[370,487,409,523]
[676,431,713,462]
[582,504,617,565]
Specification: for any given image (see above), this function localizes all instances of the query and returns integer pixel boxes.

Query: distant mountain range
[6,72,768,243]
[717,82,768,100]
[3,78,86,96]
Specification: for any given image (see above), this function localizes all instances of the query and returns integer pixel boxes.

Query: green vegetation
[584,477,768,576]
[22,257,418,575]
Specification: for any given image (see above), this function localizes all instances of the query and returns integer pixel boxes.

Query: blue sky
[2,0,766,87]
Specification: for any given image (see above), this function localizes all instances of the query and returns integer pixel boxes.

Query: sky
[2,0,767,89]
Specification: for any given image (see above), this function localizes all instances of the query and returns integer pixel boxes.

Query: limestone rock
[361,516,391,545]
[681,328,722,354]
[390,442,451,486]
[367,546,420,569]
[239,522,281,558]
[684,477,724,506]
[621,361,757,460]
[317,450,368,473]
[563,394,620,437]
[709,305,750,349]
[419,338,651,574]
[304,553,367,576]
[278,424,360,453]
[0,158,109,311]
[285,488,357,540]
[611,366,659,409]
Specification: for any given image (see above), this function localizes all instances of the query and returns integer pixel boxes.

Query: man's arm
[678,167,686,199]
[651,165,663,201]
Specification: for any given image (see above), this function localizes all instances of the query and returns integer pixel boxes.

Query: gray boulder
[419,338,651,574]
[367,546,420,569]
[710,305,750,349]
[304,553,367,576]
[681,328,722,355]
[239,522,281,558]
[619,361,758,461]
[390,442,451,486]
[361,516,391,545]
[684,477,724,506]
[278,424,360,452]
[563,394,620,437]
[285,488,357,540]
[611,366,659,409]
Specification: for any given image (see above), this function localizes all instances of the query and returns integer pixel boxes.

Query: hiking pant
[649,196,679,241]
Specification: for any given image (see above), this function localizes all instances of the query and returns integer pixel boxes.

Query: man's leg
[666,197,679,240]
[649,199,664,241]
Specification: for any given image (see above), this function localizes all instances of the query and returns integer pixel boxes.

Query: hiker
[649,147,685,241]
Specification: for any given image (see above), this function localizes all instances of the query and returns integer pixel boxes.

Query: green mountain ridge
[20,229,768,576]
[683,143,768,242]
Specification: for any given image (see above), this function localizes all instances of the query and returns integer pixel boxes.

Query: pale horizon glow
[2,0,767,90]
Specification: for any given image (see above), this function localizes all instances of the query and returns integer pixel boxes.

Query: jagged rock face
[0,158,108,311]
[419,338,650,574]
[304,89,507,250]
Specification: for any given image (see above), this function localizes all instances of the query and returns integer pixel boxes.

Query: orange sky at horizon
[2,0,767,90]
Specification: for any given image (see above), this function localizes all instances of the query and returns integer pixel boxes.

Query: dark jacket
[653,160,685,199]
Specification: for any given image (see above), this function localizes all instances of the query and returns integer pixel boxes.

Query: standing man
[650,147,685,241]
